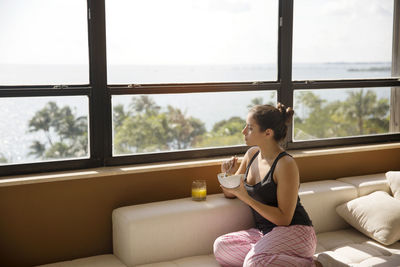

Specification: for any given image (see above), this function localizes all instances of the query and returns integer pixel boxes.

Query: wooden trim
[2,142,399,187]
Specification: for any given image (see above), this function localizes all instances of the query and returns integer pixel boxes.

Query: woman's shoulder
[275,152,299,180]
[239,147,259,168]
[245,146,259,160]
[277,151,296,167]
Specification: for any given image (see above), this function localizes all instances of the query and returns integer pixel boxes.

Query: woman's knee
[243,254,280,267]
[244,254,313,267]
[213,235,228,256]
[243,252,262,267]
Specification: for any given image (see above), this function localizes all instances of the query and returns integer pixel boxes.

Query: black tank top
[244,150,312,234]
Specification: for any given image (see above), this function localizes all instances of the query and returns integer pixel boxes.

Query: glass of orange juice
[192,180,207,201]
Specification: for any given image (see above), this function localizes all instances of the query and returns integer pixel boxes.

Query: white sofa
[38,172,400,267]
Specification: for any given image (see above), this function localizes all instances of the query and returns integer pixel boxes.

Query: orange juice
[192,180,207,201]
[192,188,207,201]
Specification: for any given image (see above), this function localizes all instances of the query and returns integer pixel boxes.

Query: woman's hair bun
[276,102,294,125]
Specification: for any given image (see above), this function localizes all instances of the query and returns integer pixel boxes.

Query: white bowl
[217,173,244,188]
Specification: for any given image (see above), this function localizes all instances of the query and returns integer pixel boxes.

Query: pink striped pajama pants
[213,225,316,267]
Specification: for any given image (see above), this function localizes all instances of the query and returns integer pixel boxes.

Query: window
[106,0,278,84]
[0,0,90,171]
[293,0,394,80]
[106,0,280,160]
[293,87,392,141]
[0,96,89,165]
[290,0,400,147]
[1,0,399,176]
[112,91,276,156]
[0,0,89,85]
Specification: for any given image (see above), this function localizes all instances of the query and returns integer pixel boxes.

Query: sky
[0,0,394,65]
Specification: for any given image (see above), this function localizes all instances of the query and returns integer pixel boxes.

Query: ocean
[0,62,394,164]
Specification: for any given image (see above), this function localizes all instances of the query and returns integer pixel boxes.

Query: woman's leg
[213,228,263,267]
[243,225,317,267]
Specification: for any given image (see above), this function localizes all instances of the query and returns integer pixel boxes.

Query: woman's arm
[220,147,257,198]
[220,155,245,199]
[222,155,300,226]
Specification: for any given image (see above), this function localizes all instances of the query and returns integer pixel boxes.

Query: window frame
[0,0,399,177]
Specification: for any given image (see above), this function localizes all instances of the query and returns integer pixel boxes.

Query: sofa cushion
[135,254,219,267]
[386,171,400,199]
[112,194,253,267]
[299,180,357,234]
[316,229,400,267]
[336,191,400,246]
[337,173,389,197]
[35,254,127,267]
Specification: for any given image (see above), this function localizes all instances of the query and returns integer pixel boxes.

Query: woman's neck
[258,142,283,163]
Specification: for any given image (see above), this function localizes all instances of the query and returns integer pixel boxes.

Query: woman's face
[242,112,266,146]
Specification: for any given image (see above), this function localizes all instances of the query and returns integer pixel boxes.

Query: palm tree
[28,102,88,159]
[339,89,389,135]
[130,95,160,116]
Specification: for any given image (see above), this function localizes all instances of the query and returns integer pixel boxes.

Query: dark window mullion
[278,0,294,146]
[87,0,110,165]
[108,82,279,95]
[288,133,400,150]
[0,159,97,177]
[105,146,249,166]
[293,79,400,90]
[0,87,91,98]
[391,0,400,133]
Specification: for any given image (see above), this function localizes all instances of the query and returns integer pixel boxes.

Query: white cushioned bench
[38,172,400,267]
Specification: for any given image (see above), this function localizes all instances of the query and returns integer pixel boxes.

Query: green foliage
[247,97,264,108]
[28,102,88,159]
[294,91,332,139]
[212,117,245,135]
[114,96,279,153]
[247,94,276,109]
[113,96,206,154]
[294,89,389,140]
[165,106,206,150]
[338,89,389,135]
[115,96,280,153]
[194,116,245,148]
[194,133,243,147]
[27,92,389,159]
[114,112,170,154]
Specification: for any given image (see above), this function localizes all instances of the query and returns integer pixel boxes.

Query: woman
[213,103,316,267]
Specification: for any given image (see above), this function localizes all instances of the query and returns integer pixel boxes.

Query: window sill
[1,142,399,187]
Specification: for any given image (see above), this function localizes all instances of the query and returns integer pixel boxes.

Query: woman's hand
[220,179,249,201]
[221,155,239,175]
[219,154,247,199]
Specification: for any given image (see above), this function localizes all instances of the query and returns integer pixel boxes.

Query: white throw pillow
[386,171,400,200]
[336,191,400,246]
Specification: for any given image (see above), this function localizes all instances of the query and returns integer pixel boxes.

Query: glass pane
[0,0,89,85]
[106,0,278,84]
[112,91,276,155]
[293,0,394,80]
[0,96,89,165]
[293,87,398,141]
